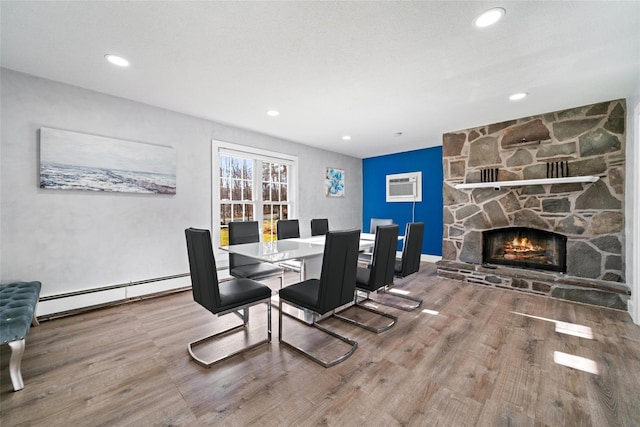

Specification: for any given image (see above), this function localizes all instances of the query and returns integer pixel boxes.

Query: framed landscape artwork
[325,167,345,197]
[39,128,176,194]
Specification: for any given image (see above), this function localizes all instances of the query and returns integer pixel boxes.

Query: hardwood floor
[2,263,640,426]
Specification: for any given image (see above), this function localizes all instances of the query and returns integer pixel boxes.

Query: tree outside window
[219,154,291,245]
[262,162,289,241]
[219,155,254,245]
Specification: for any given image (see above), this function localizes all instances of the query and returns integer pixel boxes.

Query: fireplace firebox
[482,227,567,273]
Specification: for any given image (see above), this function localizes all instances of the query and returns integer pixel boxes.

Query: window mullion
[253,158,263,236]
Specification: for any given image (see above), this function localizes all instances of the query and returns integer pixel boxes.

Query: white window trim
[211,140,299,253]
[631,103,640,325]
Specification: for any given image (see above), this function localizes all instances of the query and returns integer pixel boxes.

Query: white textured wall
[626,94,639,324]
[0,69,362,302]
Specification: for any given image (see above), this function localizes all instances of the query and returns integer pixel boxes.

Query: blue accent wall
[362,146,443,256]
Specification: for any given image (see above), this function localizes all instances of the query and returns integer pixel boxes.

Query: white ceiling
[1,1,639,159]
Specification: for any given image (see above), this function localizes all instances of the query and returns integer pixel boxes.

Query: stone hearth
[437,99,630,310]
[437,260,629,310]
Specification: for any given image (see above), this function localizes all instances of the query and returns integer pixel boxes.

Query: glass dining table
[220,233,378,280]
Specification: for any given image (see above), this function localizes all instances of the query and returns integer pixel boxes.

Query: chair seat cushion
[279,279,320,313]
[218,278,271,311]
[355,268,376,292]
[0,281,41,344]
[394,260,403,275]
[230,263,283,281]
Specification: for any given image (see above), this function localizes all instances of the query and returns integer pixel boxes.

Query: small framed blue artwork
[39,128,176,195]
[325,167,345,197]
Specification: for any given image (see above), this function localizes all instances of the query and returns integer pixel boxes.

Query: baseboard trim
[36,275,192,319]
[421,254,442,263]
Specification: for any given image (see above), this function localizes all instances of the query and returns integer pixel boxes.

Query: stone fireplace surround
[436,99,630,310]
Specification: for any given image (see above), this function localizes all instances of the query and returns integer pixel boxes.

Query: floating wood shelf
[454,176,600,190]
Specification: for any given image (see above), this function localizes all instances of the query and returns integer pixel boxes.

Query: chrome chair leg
[267,302,272,341]
[232,307,250,324]
[278,299,357,368]
[188,299,271,368]
[365,287,423,312]
[334,297,397,333]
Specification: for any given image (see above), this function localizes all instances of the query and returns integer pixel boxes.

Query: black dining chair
[377,221,425,311]
[278,229,360,367]
[185,228,272,367]
[276,219,304,280]
[228,221,284,287]
[334,225,398,333]
[395,222,425,278]
[310,218,329,236]
[277,219,300,240]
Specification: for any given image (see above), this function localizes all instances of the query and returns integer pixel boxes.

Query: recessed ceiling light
[266,110,280,117]
[509,92,528,101]
[342,135,351,140]
[104,54,129,67]
[474,7,505,28]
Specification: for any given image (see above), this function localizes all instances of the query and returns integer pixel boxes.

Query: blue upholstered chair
[0,281,41,391]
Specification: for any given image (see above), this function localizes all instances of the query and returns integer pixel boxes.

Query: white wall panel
[1,69,362,313]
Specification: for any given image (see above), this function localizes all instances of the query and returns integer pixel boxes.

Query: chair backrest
[277,219,300,240]
[398,222,425,277]
[368,225,399,289]
[370,218,393,234]
[185,228,222,313]
[316,229,361,314]
[310,218,329,236]
[228,221,260,268]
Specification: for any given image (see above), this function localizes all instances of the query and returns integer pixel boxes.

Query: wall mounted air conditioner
[386,171,422,202]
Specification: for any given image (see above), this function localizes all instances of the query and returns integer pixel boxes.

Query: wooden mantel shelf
[454,176,599,190]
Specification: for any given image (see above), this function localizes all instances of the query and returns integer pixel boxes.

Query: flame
[511,237,534,250]
[503,236,544,255]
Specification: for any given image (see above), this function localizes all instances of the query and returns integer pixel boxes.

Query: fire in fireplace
[482,227,567,273]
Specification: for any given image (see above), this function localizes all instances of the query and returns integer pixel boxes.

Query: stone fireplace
[436,99,630,310]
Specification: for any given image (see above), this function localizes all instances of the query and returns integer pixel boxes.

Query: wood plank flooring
[2,263,640,426]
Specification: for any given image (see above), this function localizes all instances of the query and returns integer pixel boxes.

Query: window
[214,141,298,247]
[219,154,255,245]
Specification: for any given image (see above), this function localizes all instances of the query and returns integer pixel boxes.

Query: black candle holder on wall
[480,168,499,183]
[546,161,569,178]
